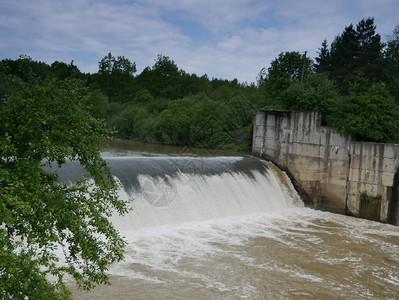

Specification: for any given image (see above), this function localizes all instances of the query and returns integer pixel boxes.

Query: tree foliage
[190,97,231,148]
[327,80,399,143]
[93,53,136,102]
[258,51,313,107]
[157,98,192,145]
[282,74,339,118]
[384,25,399,102]
[259,19,399,143]
[315,18,384,93]
[0,75,128,298]
[82,89,110,119]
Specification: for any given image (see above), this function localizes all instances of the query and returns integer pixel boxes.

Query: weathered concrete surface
[253,110,399,223]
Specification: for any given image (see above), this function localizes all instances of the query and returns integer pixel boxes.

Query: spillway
[57,153,399,299]
[55,156,303,229]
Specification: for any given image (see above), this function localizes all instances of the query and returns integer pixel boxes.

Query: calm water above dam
[70,141,399,299]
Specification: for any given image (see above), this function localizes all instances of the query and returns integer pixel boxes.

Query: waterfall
[54,156,303,230]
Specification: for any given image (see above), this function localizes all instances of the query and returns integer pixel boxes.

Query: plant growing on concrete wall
[360,191,382,202]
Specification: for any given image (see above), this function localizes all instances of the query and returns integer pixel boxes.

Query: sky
[1,0,398,84]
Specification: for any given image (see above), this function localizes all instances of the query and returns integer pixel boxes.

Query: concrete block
[265,148,276,159]
[350,154,363,169]
[359,169,383,186]
[264,136,276,144]
[254,131,264,139]
[350,155,378,170]
[328,146,350,160]
[325,184,347,200]
[265,114,275,126]
[255,113,265,126]
[347,194,360,215]
[349,168,384,185]
[382,172,395,186]
[380,195,389,222]
[287,154,322,172]
[253,132,264,142]
[265,125,276,134]
[351,142,372,156]
[328,159,350,172]
[295,113,305,130]
[352,142,386,158]
[358,183,381,196]
[280,116,291,130]
[297,170,324,181]
[382,157,398,173]
[353,142,372,157]
[281,128,291,140]
[253,141,263,153]
[327,160,349,173]
[330,131,350,146]
[293,130,304,143]
[292,143,302,156]
[293,143,322,158]
[327,175,348,186]
[383,144,399,159]
[348,167,360,182]
[308,131,323,145]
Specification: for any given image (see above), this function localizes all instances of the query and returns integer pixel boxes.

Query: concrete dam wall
[252,110,399,224]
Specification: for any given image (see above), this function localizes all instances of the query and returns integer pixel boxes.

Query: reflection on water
[71,208,399,299]
[102,139,248,157]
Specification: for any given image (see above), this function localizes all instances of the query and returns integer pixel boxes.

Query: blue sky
[1,0,398,83]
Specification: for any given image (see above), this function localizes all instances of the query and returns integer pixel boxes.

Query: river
[69,140,399,299]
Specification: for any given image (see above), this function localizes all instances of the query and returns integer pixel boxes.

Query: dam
[64,142,399,299]
[252,110,399,225]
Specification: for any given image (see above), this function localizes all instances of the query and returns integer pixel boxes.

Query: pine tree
[355,17,384,83]
[384,25,399,103]
[328,24,359,94]
[315,39,330,74]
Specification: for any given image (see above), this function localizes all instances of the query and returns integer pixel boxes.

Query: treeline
[258,18,399,143]
[0,54,261,150]
[1,17,398,146]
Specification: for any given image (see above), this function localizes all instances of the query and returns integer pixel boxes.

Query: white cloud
[218,35,242,50]
[1,0,398,83]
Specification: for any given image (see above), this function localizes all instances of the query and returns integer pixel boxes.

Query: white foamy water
[68,156,399,299]
[113,165,301,230]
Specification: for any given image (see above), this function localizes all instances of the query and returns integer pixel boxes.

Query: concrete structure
[253,110,399,224]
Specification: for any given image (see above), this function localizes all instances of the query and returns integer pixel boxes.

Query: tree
[190,97,231,148]
[133,89,154,104]
[98,53,136,76]
[328,23,359,93]
[0,75,128,298]
[258,51,313,107]
[355,17,384,83]
[50,61,84,81]
[315,39,330,74]
[384,25,399,103]
[0,56,52,82]
[318,18,385,94]
[82,89,110,119]
[116,103,157,140]
[156,98,192,144]
[95,53,136,102]
[134,55,182,99]
[327,79,399,143]
[282,74,339,119]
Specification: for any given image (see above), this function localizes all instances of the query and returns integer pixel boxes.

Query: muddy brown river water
[68,141,399,299]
